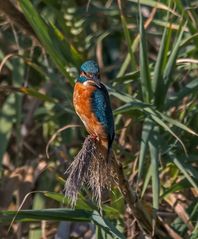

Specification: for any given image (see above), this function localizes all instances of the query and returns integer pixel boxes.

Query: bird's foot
[90,135,98,142]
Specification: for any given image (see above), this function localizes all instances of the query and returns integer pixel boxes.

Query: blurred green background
[0,0,197,238]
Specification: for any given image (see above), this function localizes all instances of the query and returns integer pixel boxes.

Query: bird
[73,60,115,160]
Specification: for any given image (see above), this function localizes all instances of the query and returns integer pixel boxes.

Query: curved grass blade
[180,33,198,48]
[25,61,51,81]
[168,153,198,190]
[166,78,198,109]
[92,211,125,239]
[107,87,136,103]
[114,71,139,84]
[112,89,197,140]
[0,86,56,103]
[148,111,187,155]
[129,0,180,17]
[157,111,198,136]
[152,19,188,31]
[161,179,192,199]
[44,192,94,211]
[114,96,197,137]
[114,101,151,114]
[171,157,198,181]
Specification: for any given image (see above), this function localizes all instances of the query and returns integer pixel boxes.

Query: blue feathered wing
[91,84,115,148]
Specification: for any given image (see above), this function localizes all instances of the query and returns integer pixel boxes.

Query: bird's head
[78,60,101,87]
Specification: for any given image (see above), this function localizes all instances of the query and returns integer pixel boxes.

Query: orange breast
[73,82,108,144]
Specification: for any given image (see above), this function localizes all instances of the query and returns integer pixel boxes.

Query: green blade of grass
[0,209,125,239]
[49,22,82,67]
[0,86,57,103]
[19,0,80,83]
[108,87,144,104]
[163,22,186,92]
[139,3,152,103]
[157,111,198,136]
[180,33,198,48]
[153,27,167,95]
[138,117,153,182]
[0,208,92,223]
[114,97,197,137]
[129,0,180,16]
[29,193,45,239]
[169,153,198,190]
[49,3,85,62]
[171,156,198,181]
[166,78,198,109]
[177,155,198,181]
[118,103,195,154]
[19,87,57,103]
[117,0,179,78]
[118,1,137,72]
[112,88,197,139]
[91,211,125,239]
[117,39,139,78]
[175,0,198,49]
[114,71,139,85]
[141,163,152,198]
[152,19,188,31]
[114,101,151,114]
[153,4,173,108]
[96,226,107,239]
[149,126,160,228]
[121,15,137,71]
[148,110,187,155]
[44,192,94,211]
[161,179,192,199]
[25,60,51,81]
[141,164,152,198]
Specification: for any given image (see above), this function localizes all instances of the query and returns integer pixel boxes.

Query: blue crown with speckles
[80,60,99,74]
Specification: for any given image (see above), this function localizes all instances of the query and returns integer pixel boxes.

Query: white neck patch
[83,80,94,86]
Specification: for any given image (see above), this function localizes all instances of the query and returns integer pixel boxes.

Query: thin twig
[46,124,80,159]
[8,191,47,232]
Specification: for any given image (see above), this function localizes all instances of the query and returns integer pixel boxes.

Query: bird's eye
[80,71,86,76]
[88,73,93,78]
[84,71,91,78]
[80,71,94,79]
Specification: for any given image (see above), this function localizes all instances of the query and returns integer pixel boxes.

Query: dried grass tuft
[64,135,116,208]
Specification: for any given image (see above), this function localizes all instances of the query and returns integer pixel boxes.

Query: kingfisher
[73,60,115,160]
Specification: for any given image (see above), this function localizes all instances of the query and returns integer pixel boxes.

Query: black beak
[92,75,101,88]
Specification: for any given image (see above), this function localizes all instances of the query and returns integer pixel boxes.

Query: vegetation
[0,0,197,238]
